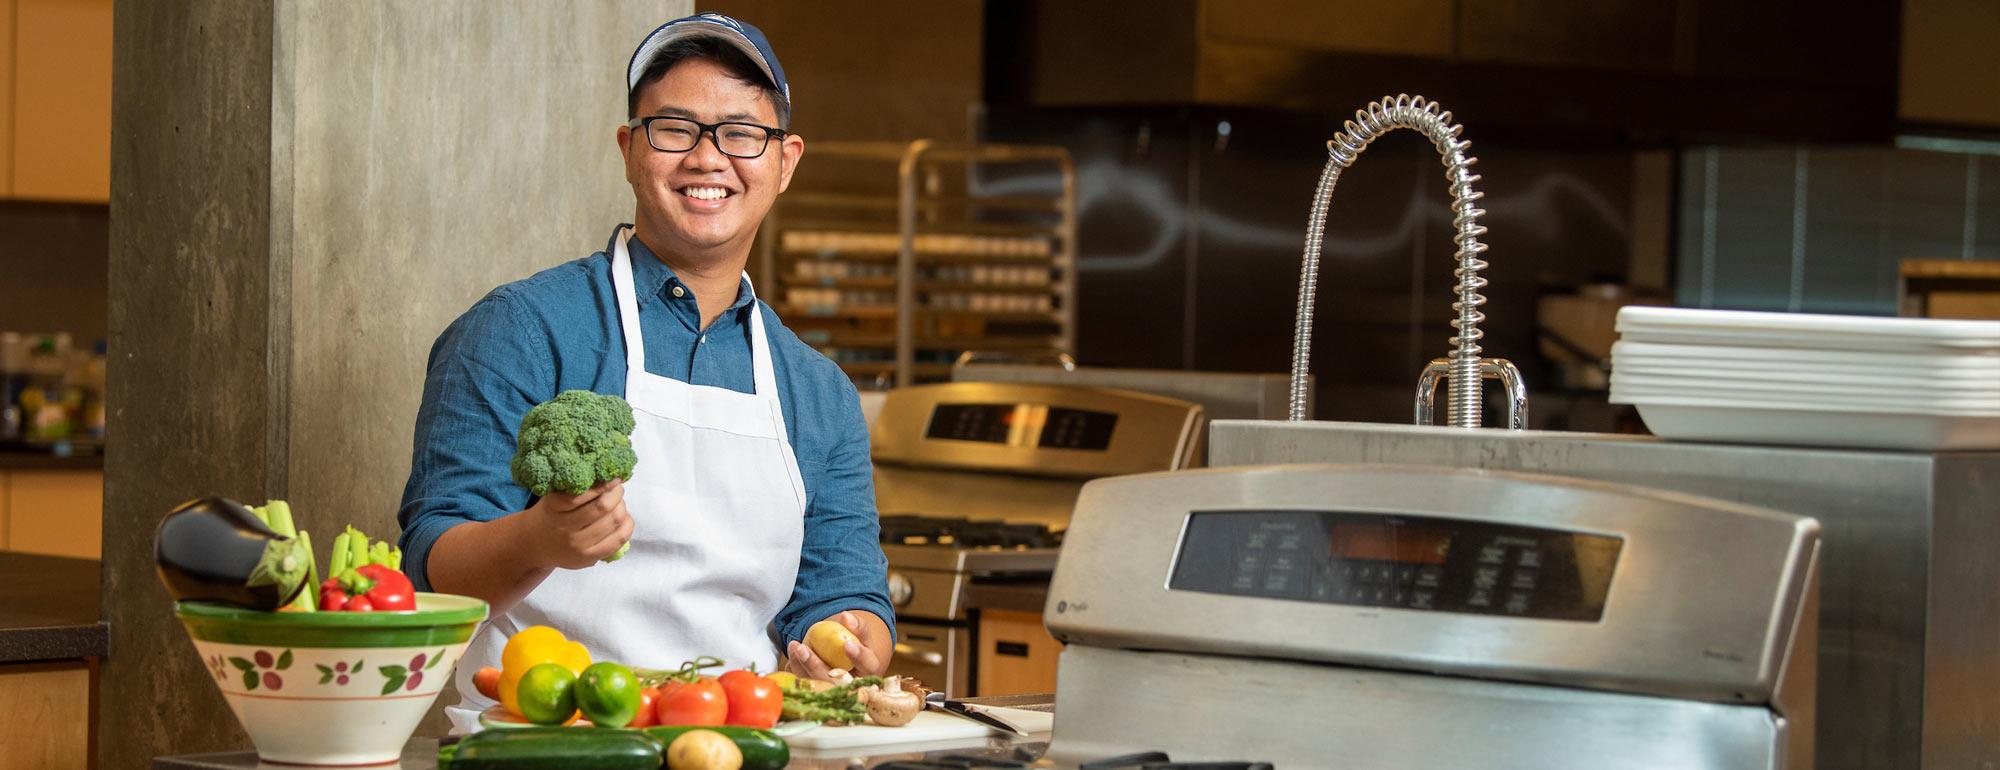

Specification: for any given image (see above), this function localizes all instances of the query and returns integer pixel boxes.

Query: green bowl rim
[175,592,488,628]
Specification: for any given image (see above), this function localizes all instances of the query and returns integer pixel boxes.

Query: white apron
[447,227,808,732]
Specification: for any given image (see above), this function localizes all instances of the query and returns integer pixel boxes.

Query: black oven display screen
[1037,407,1117,450]
[1169,510,1623,622]
[925,404,1017,444]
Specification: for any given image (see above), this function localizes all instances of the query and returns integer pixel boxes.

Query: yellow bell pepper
[497,625,591,717]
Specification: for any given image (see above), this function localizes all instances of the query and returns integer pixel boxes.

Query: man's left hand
[786,610,893,678]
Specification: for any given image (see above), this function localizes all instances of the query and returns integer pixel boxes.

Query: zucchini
[445,727,663,770]
[642,726,790,770]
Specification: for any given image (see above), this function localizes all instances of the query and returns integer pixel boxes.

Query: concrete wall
[105,2,686,765]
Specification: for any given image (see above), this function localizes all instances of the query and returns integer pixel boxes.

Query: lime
[516,663,578,725]
[575,661,643,727]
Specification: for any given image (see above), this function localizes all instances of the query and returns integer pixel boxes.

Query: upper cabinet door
[1,0,15,197]
[13,0,113,202]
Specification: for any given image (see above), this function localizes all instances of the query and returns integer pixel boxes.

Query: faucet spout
[1288,94,1526,429]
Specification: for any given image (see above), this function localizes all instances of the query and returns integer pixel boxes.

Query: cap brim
[627,19,784,103]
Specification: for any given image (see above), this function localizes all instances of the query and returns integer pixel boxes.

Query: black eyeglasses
[625,116,787,159]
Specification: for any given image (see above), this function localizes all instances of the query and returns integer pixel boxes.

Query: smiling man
[393,14,894,731]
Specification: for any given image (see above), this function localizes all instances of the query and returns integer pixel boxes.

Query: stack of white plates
[1609,307,2000,450]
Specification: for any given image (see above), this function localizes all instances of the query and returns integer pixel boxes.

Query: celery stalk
[347,527,369,569]
[328,532,351,577]
[265,500,297,539]
[291,529,318,612]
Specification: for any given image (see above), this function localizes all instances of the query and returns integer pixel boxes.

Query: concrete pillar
[105,2,689,765]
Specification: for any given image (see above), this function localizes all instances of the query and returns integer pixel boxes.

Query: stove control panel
[872,382,1205,478]
[1168,510,1622,622]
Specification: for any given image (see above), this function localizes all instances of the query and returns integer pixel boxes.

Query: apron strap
[611,228,649,377]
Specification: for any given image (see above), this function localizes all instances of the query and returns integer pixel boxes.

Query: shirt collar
[624,230,757,316]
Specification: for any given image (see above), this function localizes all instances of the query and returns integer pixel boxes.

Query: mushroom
[865,676,922,727]
[827,668,855,687]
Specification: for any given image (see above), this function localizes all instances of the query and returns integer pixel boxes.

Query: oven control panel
[872,382,1205,477]
[1169,510,1622,621]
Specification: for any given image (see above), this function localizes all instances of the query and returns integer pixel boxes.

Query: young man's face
[618,56,802,266]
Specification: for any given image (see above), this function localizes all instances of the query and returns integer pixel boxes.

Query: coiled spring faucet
[1288,94,1528,428]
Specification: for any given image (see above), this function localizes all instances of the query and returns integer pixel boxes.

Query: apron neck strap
[612,227,781,400]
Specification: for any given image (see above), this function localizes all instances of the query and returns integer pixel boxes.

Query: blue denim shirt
[397,227,893,645]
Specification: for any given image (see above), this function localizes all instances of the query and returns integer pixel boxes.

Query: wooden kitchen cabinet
[975,609,1062,696]
[0,661,92,770]
[11,0,113,202]
[0,468,104,559]
[0,0,15,197]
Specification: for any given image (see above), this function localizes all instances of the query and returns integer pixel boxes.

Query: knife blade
[924,692,1028,735]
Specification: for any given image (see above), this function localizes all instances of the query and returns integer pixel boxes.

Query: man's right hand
[519,479,633,569]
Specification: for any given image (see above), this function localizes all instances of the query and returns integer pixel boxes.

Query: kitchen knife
[924,691,1028,735]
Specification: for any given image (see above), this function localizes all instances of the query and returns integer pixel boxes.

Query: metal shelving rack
[760,140,1077,388]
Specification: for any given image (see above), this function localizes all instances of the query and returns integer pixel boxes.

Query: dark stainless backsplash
[978,106,1642,428]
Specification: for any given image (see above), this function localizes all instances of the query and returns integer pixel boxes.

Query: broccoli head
[510,390,639,497]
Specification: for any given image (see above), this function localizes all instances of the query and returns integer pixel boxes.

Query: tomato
[717,669,782,729]
[626,686,662,728]
[654,678,727,726]
[516,663,579,725]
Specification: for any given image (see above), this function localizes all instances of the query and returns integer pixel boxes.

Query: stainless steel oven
[870,382,1205,696]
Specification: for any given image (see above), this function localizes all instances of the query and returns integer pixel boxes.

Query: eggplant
[155,496,309,610]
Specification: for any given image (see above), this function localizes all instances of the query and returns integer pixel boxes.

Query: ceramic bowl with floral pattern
[177,592,487,766]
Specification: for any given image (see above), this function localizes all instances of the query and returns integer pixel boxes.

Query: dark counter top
[154,734,1048,769]
[0,449,104,470]
[0,552,108,663]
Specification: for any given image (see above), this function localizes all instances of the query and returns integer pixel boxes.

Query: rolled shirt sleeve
[775,374,896,645]
[397,291,553,592]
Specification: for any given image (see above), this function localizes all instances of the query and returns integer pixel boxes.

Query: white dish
[1631,402,2000,451]
[1609,361,2000,390]
[1609,374,2000,404]
[1612,341,2000,366]
[1611,359,2000,384]
[1618,307,2000,349]
[1611,383,2000,415]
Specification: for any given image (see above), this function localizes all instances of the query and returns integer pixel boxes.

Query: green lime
[516,663,578,725]
[574,661,643,727]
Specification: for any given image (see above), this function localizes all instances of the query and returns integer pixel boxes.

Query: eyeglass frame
[623,115,789,159]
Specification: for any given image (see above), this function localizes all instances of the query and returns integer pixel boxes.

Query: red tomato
[717,670,782,729]
[654,679,727,726]
[626,687,661,728]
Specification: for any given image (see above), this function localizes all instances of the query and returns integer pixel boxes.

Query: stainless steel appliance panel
[1046,645,1796,770]
[871,382,1205,478]
[1208,419,1999,770]
[952,363,1308,421]
[1044,464,1819,705]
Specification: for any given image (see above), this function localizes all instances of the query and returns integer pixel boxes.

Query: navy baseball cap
[627,13,790,110]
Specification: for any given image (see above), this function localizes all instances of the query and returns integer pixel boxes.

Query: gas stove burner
[1079,752,1273,770]
[878,514,1062,549]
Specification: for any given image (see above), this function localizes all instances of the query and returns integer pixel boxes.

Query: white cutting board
[784,708,1052,750]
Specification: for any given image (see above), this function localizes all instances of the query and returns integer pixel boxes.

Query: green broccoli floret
[510,390,639,562]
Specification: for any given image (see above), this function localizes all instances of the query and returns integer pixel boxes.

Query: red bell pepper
[316,565,416,612]
[355,564,415,611]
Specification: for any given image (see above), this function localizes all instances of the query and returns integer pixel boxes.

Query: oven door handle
[894,642,945,666]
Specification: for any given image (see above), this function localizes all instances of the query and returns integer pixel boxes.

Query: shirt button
[699,334,707,344]
[671,286,686,298]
